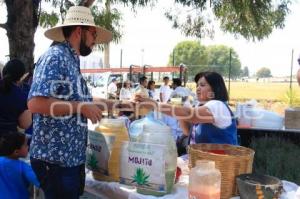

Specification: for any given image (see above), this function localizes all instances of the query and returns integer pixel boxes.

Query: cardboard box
[285,108,300,129]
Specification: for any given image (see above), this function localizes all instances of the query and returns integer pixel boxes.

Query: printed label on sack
[119,141,167,192]
[86,130,115,175]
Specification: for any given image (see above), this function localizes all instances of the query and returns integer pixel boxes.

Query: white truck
[89,72,127,99]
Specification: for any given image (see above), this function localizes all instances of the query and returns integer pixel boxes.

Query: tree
[0,0,293,71]
[0,0,41,71]
[169,42,242,79]
[0,0,150,71]
[168,41,207,77]
[165,0,291,41]
[91,0,123,68]
[256,67,272,78]
[39,0,124,68]
[205,45,241,78]
[242,66,249,77]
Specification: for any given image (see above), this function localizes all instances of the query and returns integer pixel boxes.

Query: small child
[0,131,40,199]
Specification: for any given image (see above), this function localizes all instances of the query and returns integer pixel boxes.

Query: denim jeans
[30,158,85,199]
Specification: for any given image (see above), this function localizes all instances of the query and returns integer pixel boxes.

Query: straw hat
[44,6,112,44]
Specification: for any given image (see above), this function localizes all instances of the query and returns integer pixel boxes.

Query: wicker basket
[188,144,255,199]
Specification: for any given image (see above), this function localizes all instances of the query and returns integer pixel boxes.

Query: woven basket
[188,144,255,199]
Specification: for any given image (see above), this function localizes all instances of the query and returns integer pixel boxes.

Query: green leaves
[250,136,300,184]
[87,153,99,170]
[214,0,291,41]
[168,41,242,79]
[256,67,272,78]
[131,167,150,186]
[39,11,59,28]
[165,0,291,41]
[92,5,123,43]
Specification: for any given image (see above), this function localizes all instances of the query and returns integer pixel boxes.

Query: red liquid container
[189,160,221,199]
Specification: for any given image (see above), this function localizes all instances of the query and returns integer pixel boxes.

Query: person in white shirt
[147,80,160,101]
[169,78,191,98]
[136,71,238,146]
[119,80,133,100]
[159,76,172,103]
[134,76,149,97]
[107,78,118,99]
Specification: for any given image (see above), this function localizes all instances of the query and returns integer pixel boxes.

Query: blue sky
[0,1,300,76]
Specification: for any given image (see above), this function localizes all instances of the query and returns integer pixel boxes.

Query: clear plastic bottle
[189,160,221,199]
[137,122,177,196]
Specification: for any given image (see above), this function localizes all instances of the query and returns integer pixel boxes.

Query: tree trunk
[3,0,39,72]
[103,0,111,68]
[104,43,110,68]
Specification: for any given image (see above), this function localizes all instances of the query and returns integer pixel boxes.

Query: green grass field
[187,81,300,101]
[228,82,300,101]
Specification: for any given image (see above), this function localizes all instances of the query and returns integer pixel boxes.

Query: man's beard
[79,36,92,56]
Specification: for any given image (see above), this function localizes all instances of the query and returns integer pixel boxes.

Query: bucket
[236,174,283,199]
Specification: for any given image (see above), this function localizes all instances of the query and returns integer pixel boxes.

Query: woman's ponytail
[0,59,25,94]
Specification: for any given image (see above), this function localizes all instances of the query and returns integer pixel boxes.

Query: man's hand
[80,103,102,124]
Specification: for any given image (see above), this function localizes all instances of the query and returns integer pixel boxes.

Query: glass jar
[189,160,221,199]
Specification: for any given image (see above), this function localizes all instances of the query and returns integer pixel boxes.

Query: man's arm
[28,96,102,124]
[93,97,135,111]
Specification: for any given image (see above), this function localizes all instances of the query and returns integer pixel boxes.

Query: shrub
[282,88,300,107]
[250,136,300,184]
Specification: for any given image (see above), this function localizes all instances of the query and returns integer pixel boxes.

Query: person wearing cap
[27,6,113,198]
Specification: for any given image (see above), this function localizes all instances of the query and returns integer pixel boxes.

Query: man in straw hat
[27,5,114,198]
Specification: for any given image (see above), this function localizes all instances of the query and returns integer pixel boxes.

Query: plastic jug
[189,160,221,199]
[87,118,129,181]
[236,102,254,128]
[129,111,165,141]
[137,121,177,196]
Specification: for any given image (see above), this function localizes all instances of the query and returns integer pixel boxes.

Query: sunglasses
[84,28,97,39]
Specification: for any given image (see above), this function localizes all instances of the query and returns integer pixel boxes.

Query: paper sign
[86,130,115,175]
[119,141,167,192]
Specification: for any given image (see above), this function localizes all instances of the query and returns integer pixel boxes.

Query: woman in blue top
[0,59,32,134]
[136,71,237,145]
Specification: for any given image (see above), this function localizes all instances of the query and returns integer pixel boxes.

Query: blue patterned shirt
[28,41,92,167]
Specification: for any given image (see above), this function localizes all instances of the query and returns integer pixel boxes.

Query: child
[0,131,40,199]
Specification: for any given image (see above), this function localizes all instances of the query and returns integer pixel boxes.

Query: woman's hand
[135,94,158,110]
[18,109,32,129]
